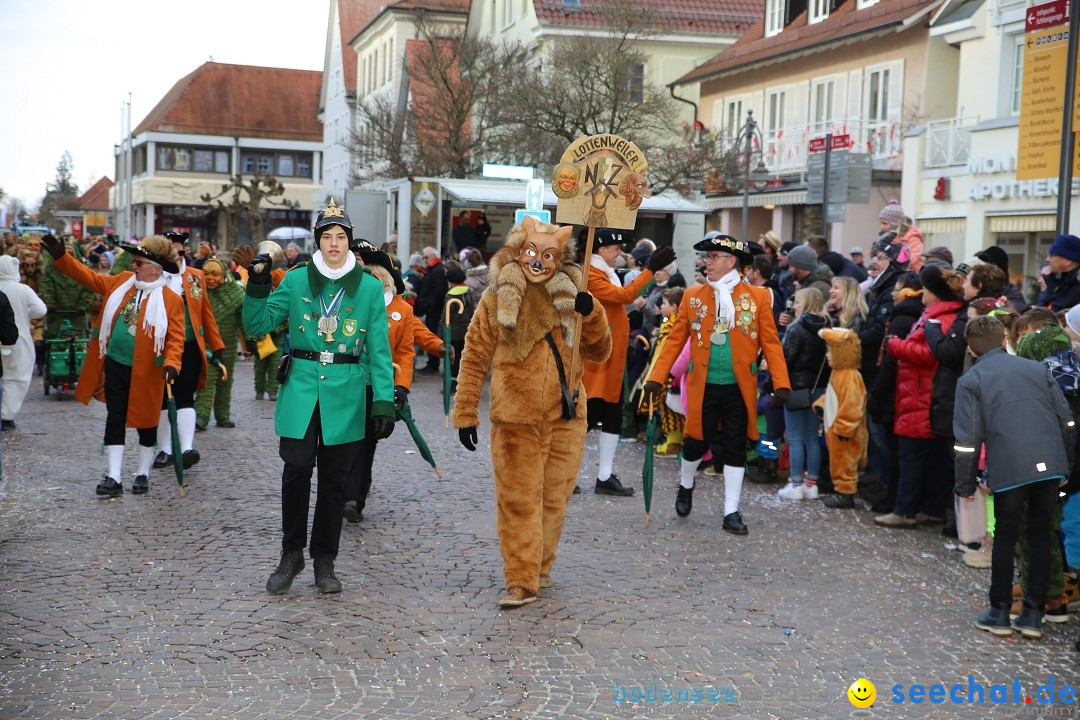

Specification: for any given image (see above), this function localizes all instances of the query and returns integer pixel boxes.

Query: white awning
[437,179,707,214]
[703,190,808,210]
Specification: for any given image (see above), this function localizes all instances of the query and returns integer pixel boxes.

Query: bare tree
[349,12,529,183]
[645,123,746,197]
[201,172,290,248]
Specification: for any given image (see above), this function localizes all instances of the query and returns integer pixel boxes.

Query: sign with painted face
[554,134,649,229]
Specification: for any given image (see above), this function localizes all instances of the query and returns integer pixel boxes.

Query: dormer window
[765,0,784,35]
[809,0,829,24]
[856,0,880,7]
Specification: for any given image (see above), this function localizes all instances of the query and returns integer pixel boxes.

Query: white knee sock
[136,445,154,477]
[723,464,745,516]
[156,410,170,451]
[680,458,699,489]
[107,445,124,481]
[177,408,196,452]
[597,432,619,481]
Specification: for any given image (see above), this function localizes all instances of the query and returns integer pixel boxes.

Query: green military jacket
[243,262,395,445]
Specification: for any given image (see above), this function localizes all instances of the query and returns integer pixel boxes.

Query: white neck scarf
[707,269,741,323]
[312,250,356,280]
[591,254,622,287]
[165,258,187,296]
[98,275,170,357]
[384,290,394,307]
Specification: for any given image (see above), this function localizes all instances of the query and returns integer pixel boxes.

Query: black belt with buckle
[291,348,359,364]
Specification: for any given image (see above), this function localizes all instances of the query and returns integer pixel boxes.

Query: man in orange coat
[41,234,186,496]
[152,232,226,470]
[583,228,675,496]
[644,233,790,535]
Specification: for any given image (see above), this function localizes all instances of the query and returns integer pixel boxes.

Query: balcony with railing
[755,117,910,175]
[923,116,978,168]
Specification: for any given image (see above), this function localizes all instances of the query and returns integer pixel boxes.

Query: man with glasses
[643,232,790,535]
[1038,234,1080,311]
[40,234,186,496]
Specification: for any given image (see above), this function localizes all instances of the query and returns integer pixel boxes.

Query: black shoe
[181,449,200,469]
[96,476,123,497]
[942,523,958,538]
[313,556,343,594]
[822,493,855,509]
[976,604,1013,636]
[595,474,634,496]
[216,420,236,428]
[1,419,15,431]
[266,550,305,594]
[722,511,748,536]
[418,365,440,376]
[675,486,693,517]
[195,419,208,432]
[573,485,581,494]
[343,500,362,523]
[1012,599,1044,638]
[131,475,149,494]
[870,500,893,514]
[152,451,172,469]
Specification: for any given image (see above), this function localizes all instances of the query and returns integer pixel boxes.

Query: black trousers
[103,357,156,446]
[345,387,378,510]
[683,383,748,468]
[989,478,1059,607]
[160,340,201,410]
[587,397,622,433]
[279,404,357,559]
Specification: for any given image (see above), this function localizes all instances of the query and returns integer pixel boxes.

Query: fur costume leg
[826,429,866,495]
[540,417,587,578]
[490,422,546,596]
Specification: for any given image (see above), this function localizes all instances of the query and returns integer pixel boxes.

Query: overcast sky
[0,0,327,208]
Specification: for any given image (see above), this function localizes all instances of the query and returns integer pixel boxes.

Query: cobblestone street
[1,359,1077,719]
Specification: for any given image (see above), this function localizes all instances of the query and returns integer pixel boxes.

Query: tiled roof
[338,0,385,95]
[677,0,942,84]
[134,62,322,141]
[534,0,761,36]
[78,177,114,211]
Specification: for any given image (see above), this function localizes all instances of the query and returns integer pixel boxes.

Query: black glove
[247,253,273,285]
[371,415,395,440]
[459,426,478,452]
[646,245,676,272]
[770,388,790,408]
[394,385,409,406]
[41,233,65,260]
[163,366,179,383]
[574,291,594,316]
[642,380,662,407]
[210,349,224,366]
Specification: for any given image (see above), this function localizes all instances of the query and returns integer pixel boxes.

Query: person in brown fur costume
[454,216,612,608]
[813,327,868,509]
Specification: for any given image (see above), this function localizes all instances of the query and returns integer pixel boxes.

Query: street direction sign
[515,209,551,224]
[1017,6,1073,179]
[1026,0,1069,32]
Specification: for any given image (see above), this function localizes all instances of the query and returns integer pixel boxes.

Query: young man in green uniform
[244,199,396,594]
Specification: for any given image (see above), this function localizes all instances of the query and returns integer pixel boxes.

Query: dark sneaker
[313,556,343,594]
[266,550,305,595]
[1012,600,1044,638]
[343,500,362,523]
[822,493,855,509]
[131,475,149,495]
[216,420,236,428]
[975,605,1013,636]
[595,474,634,496]
[195,418,208,432]
[96,476,123,497]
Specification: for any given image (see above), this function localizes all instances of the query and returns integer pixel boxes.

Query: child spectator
[648,287,685,457]
[439,264,474,384]
[955,316,1075,638]
[814,328,867,509]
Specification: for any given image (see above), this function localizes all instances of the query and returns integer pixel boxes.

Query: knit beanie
[1049,234,1080,263]
[786,245,818,272]
[630,244,652,267]
[1017,324,1071,362]
[446,266,466,284]
[879,200,906,227]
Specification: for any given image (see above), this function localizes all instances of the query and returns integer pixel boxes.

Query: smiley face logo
[847,678,876,709]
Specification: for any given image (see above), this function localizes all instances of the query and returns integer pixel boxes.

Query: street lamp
[740,109,769,244]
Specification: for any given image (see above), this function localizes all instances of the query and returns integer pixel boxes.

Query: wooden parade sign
[554,134,650,230]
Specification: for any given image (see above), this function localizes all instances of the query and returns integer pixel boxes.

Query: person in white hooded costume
[0,255,46,427]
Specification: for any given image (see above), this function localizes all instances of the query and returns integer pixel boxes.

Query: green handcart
[43,310,89,400]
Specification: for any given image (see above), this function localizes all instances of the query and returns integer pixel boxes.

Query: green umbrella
[642,398,658,525]
[396,401,441,478]
[165,381,186,497]
[442,298,463,427]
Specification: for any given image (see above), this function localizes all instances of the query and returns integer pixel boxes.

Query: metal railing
[753,118,910,174]
[924,117,978,168]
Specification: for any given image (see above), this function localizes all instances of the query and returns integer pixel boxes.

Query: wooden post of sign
[566,226,597,399]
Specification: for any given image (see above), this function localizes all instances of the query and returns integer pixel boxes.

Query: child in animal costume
[454,216,612,608]
[813,327,868,509]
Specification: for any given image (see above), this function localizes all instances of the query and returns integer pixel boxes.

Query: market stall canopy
[437,179,707,215]
[267,226,314,242]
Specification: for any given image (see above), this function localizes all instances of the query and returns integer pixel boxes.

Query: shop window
[257,155,274,174]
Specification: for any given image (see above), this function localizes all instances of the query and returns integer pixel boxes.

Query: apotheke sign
[965,154,1080,200]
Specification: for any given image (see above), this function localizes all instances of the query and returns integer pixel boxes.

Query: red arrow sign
[1027,0,1069,32]
[808,134,852,153]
